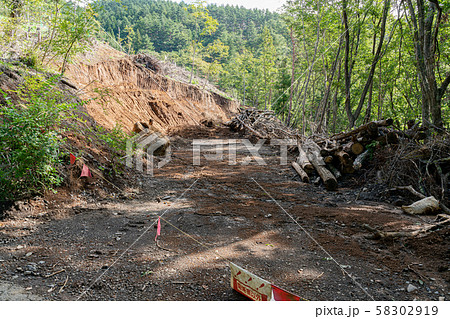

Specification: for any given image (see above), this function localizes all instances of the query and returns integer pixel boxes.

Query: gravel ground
[0,126,448,301]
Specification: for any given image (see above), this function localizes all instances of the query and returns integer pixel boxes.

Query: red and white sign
[270,284,301,301]
[230,262,303,301]
[230,262,272,301]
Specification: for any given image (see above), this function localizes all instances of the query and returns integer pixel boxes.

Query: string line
[75,178,199,300]
[251,177,376,301]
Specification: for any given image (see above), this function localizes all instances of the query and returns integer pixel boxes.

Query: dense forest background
[95,0,290,114]
[95,0,450,134]
[1,0,449,134]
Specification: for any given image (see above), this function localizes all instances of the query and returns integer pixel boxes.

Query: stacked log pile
[227,108,437,192]
[299,119,399,189]
[227,107,299,139]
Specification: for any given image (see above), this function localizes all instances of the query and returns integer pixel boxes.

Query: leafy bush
[0,75,76,201]
[19,49,42,69]
[94,124,129,175]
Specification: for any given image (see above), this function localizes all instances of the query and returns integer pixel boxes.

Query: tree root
[363,216,450,240]
[155,239,177,252]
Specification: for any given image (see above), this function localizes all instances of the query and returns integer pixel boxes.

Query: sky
[176,0,288,12]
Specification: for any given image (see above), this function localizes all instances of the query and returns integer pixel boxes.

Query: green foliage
[280,0,450,133]
[186,0,218,38]
[0,1,100,73]
[79,85,129,175]
[19,48,41,69]
[0,75,76,201]
[91,124,128,175]
[185,0,219,83]
[94,0,289,103]
[43,2,100,73]
[124,24,135,55]
[88,0,450,132]
[365,140,380,158]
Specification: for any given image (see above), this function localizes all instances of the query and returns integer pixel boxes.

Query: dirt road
[0,126,448,300]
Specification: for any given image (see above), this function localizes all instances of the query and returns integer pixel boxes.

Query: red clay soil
[63,43,239,134]
[0,125,448,301]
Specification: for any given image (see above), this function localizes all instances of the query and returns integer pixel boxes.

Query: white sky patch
[178,0,287,12]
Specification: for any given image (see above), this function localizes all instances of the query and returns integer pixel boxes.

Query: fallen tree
[363,214,450,239]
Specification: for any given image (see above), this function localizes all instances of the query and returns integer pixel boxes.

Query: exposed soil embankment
[65,47,239,133]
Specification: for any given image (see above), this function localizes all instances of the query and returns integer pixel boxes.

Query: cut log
[292,162,310,183]
[324,156,334,164]
[330,119,393,141]
[379,126,426,141]
[320,145,342,157]
[305,143,338,191]
[353,150,370,170]
[335,150,354,174]
[309,153,338,191]
[366,121,379,139]
[327,163,342,180]
[351,142,365,155]
[344,141,364,155]
[402,196,440,215]
[297,144,314,173]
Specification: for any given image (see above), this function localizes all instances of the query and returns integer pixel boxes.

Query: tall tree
[260,26,277,110]
[403,0,450,128]
[351,0,391,128]
[185,0,218,83]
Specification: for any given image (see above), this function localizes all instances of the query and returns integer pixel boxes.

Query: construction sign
[230,262,303,301]
[230,262,272,301]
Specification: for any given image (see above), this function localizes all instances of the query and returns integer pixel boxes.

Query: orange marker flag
[70,153,76,165]
[155,217,161,241]
[80,164,93,177]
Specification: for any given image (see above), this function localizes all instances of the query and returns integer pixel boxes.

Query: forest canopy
[1,0,449,134]
[94,0,450,134]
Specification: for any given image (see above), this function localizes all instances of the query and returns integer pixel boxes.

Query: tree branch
[438,72,450,98]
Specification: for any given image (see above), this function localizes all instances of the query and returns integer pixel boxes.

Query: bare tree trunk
[364,81,373,124]
[299,11,323,134]
[263,52,267,110]
[332,59,342,133]
[190,41,197,84]
[404,0,447,128]
[42,0,62,64]
[343,0,354,127]
[352,0,390,128]
[317,37,343,132]
[61,38,76,74]
[243,76,246,106]
[287,26,296,126]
